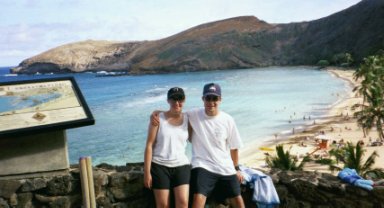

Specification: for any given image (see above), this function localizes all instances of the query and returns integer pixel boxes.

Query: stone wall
[0,163,383,208]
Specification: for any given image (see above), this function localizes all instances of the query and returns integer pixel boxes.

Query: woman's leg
[153,189,170,208]
[173,184,189,208]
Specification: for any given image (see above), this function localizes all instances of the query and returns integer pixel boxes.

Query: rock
[35,194,56,203]
[372,188,384,207]
[288,179,329,204]
[109,172,142,188]
[47,196,71,208]
[20,178,47,192]
[0,198,9,208]
[109,187,127,201]
[36,194,80,208]
[17,193,33,208]
[93,169,109,196]
[96,196,113,208]
[46,175,77,195]
[0,180,22,198]
[8,194,17,207]
[109,172,131,188]
[345,184,370,197]
[109,184,144,201]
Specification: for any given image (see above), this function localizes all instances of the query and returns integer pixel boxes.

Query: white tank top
[152,112,190,167]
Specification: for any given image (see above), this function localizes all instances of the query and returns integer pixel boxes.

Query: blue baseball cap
[203,83,221,97]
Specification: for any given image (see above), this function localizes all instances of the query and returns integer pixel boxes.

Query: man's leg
[229,195,245,208]
[190,168,217,208]
[218,174,244,208]
[192,193,207,208]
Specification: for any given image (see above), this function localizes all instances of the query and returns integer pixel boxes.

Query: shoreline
[240,67,383,173]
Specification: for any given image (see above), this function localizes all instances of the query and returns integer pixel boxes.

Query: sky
[0,0,362,67]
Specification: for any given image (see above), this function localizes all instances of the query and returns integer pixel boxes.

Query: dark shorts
[151,162,191,189]
[191,168,241,199]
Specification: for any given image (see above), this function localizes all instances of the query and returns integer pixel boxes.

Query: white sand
[240,68,384,173]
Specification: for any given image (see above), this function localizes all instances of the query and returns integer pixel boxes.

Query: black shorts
[191,168,241,199]
[151,162,191,189]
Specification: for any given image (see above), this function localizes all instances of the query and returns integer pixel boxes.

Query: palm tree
[329,142,384,178]
[353,102,384,140]
[353,54,384,140]
[345,53,353,67]
[265,145,309,171]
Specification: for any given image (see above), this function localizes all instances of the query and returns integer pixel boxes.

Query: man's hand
[236,170,244,184]
[150,111,161,126]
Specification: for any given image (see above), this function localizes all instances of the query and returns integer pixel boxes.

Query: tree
[345,53,354,66]
[329,142,384,178]
[340,53,354,67]
[331,52,354,67]
[352,54,384,140]
[317,60,329,68]
[265,145,309,171]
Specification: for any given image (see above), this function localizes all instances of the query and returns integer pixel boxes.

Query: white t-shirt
[152,112,190,167]
[187,108,243,175]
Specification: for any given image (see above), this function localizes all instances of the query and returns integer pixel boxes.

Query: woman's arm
[143,120,159,189]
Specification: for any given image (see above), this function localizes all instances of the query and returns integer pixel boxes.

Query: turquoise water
[0,66,351,165]
[0,93,61,113]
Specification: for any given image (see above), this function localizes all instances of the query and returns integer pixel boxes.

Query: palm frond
[265,145,307,171]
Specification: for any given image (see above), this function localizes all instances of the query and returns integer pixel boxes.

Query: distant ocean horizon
[0,66,351,165]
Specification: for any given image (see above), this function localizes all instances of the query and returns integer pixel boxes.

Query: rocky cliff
[11,0,384,74]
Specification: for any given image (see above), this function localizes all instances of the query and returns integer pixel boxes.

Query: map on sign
[0,77,94,137]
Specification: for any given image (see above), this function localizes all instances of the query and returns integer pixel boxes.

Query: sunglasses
[170,95,185,101]
[204,95,220,102]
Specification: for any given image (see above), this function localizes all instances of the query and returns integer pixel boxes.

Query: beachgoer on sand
[144,87,191,208]
[152,83,245,208]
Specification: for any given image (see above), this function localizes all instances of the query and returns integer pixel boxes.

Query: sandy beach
[240,67,384,173]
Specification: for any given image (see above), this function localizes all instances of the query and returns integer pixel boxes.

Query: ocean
[0,66,351,165]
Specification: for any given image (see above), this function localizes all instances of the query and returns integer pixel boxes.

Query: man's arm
[150,110,163,126]
[188,122,193,142]
[230,149,244,183]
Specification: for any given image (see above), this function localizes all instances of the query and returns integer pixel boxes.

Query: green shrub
[317,60,329,68]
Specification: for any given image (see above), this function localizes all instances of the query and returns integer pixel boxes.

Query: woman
[144,87,190,208]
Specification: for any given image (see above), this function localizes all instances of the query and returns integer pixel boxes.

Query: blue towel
[338,168,373,191]
[240,166,280,207]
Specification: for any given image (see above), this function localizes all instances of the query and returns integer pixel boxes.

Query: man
[188,83,244,208]
[153,83,245,207]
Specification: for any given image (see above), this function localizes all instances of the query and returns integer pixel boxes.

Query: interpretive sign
[0,77,94,138]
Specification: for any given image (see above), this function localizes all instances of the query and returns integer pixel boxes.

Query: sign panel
[0,77,94,138]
